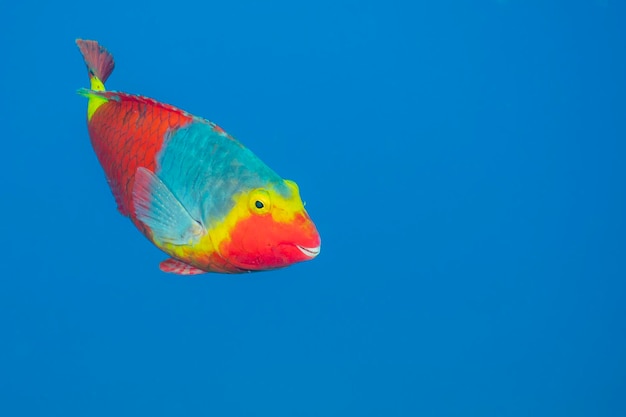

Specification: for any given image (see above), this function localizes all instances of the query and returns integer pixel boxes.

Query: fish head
[216,179,321,271]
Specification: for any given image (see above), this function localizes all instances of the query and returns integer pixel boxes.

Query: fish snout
[288,211,321,260]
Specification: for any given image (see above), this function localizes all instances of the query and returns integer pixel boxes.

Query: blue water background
[0,1,625,415]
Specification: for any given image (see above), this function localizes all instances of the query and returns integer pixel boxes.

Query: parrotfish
[76,39,320,275]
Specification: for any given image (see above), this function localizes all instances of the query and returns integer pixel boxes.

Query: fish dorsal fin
[160,258,207,275]
[132,167,206,246]
[76,89,196,121]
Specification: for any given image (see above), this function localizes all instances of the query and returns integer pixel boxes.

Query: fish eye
[249,189,271,214]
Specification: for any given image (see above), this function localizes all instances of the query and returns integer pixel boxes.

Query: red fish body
[77,40,320,275]
[88,93,193,218]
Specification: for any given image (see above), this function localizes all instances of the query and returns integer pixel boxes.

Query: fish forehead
[155,121,290,224]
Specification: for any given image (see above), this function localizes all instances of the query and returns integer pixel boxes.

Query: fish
[76,39,321,275]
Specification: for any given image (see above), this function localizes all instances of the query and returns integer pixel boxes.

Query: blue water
[1,1,625,415]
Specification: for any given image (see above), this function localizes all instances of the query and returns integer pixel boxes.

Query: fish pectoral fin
[160,258,207,275]
[133,167,205,246]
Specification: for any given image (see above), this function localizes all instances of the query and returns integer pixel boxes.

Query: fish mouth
[296,244,321,258]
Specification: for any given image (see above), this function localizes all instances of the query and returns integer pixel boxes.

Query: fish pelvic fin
[76,39,115,120]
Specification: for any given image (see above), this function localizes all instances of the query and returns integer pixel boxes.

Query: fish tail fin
[75,39,115,92]
[76,40,115,120]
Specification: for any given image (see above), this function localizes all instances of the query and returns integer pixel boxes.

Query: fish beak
[296,244,321,258]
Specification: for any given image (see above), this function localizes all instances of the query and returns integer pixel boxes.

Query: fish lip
[296,244,321,258]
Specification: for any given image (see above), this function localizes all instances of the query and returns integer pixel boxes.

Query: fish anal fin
[106,177,129,216]
[160,258,207,275]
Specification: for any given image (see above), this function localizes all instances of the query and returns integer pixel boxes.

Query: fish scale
[87,94,193,219]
